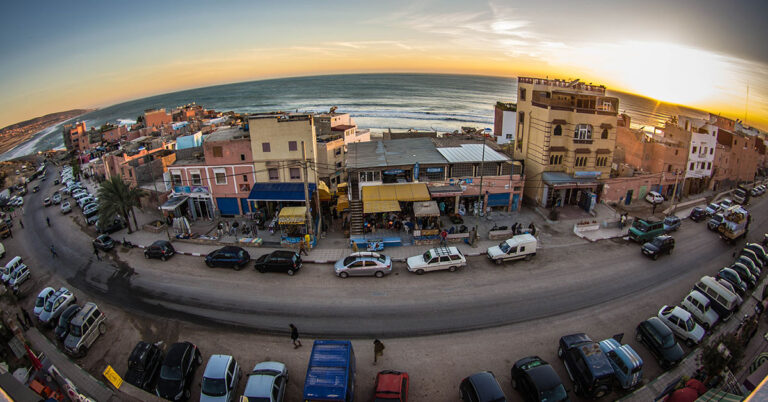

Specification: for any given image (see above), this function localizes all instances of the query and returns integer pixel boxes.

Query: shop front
[351,183,431,248]
[427,185,463,215]
[277,206,316,248]
[541,172,600,210]
[246,182,317,228]
[166,185,215,220]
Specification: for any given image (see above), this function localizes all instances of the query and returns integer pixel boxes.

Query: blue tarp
[247,182,317,202]
[216,197,240,215]
[487,192,511,207]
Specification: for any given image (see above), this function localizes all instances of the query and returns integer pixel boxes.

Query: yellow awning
[336,194,349,212]
[362,183,430,202]
[364,200,401,213]
[318,181,331,201]
[336,182,348,195]
[278,206,306,224]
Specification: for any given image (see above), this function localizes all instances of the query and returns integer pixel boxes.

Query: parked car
[737,256,761,278]
[78,196,95,209]
[459,371,507,402]
[716,268,747,295]
[205,246,250,270]
[641,235,675,260]
[510,356,568,402]
[52,193,61,204]
[635,317,684,369]
[54,304,81,341]
[681,290,719,330]
[628,219,665,243]
[243,361,288,402]
[719,198,733,209]
[334,252,392,278]
[662,216,681,232]
[557,333,614,398]
[729,263,756,288]
[657,305,706,346]
[64,302,106,357]
[745,243,767,264]
[156,342,202,401]
[93,235,116,252]
[60,201,72,214]
[486,234,537,264]
[38,287,76,327]
[97,217,125,234]
[707,213,724,231]
[86,214,99,226]
[645,191,664,204]
[43,197,52,207]
[1,256,24,284]
[83,203,99,217]
[688,207,707,222]
[34,287,56,316]
[200,354,240,402]
[144,240,176,261]
[7,264,30,288]
[741,249,765,270]
[254,250,302,275]
[125,341,164,391]
[374,370,409,402]
[406,246,467,275]
[704,203,721,216]
[598,338,643,390]
[32,186,40,193]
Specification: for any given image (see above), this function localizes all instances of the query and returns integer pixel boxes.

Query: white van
[486,234,537,264]
[7,265,30,288]
[693,276,739,321]
[681,290,720,329]
[2,256,24,283]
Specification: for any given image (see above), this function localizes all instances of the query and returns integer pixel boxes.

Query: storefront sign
[573,171,601,179]
[384,169,404,175]
[426,167,444,173]
[173,185,210,195]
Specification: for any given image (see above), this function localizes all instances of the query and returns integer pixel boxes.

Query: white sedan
[60,201,72,214]
[645,191,664,204]
[658,305,706,346]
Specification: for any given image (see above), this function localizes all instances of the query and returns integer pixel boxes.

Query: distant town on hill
[0,109,94,155]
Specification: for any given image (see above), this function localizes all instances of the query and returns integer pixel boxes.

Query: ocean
[0,73,707,160]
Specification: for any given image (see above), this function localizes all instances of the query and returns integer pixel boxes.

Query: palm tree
[97,176,146,233]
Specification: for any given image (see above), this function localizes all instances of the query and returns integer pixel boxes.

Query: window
[240,154,246,161]
[212,146,222,157]
[575,156,588,167]
[172,172,182,186]
[239,183,250,192]
[191,171,202,186]
[667,165,672,172]
[505,134,512,139]
[128,170,133,178]
[242,174,248,182]
[268,168,279,181]
[262,142,271,152]
[359,171,381,182]
[288,141,297,151]
[692,146,697,154]
[290,168,300,180]
[553,125,562,136]
[335,148,342,156]
[690,162,695,170]
[601,129,608,139]
[707,162,711,169]
[451,164,474,177]
[574,124,592,141]
[596,157,608,167]
[336,162,342,168]
[519,88,526,101]
[675,150,678,155]
[214,169,226,185]
[549,154,563,165]
[710,148,714,155]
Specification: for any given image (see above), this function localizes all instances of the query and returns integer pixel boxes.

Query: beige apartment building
[513,77,619,208]
[248,113,318,184]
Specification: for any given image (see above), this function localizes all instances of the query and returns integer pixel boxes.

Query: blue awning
[542,172,598,187]
[247,182,317,202]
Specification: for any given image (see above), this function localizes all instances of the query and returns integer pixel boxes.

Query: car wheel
[196,352,203,365]
[375,271,384,278]
[448,266,457,272]
[339,272,349,278]
[184,389,191,400]
[233,264,242,271]
[287,269,295,276]
[653,254,658,260]
[144,253,149,259]
[703,322,711,330]
[574,382,581,395]
[495,259,502,265]
[524,254,532,261]
[416,269,425,275]
[557,346,563,358]
[206,261,213,268]
[98,322,106,335]
[594,387,607,398]
[686,339,695,347]
[511,378,517,389]
[635,332,643,342]
[160,255,167,261]
[257,267,266,273]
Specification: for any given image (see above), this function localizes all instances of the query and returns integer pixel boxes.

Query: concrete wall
[601,172,680,204]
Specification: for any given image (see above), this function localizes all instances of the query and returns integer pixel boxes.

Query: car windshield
[69,324,82,337]
[35,296,45,307]
[499,242,510,253]
[708,204,718,210]
[44,299,54,312]
[685,317,695,331]
[201,377,227,396]
[540,384,568,401]
[632,221,651,233]
[713,215,723,223]
[376,255,387,264]
[653,238,664,247]
[160,365,183,381]
[661,333,675,348]
[343,256,356,266]
[422,251,433,262]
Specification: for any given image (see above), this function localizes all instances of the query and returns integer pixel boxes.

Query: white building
[677,115,717,192]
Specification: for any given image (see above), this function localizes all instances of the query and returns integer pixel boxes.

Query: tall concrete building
[513,77,619,208]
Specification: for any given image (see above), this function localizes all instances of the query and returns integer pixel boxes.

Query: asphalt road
[16,173,768,338]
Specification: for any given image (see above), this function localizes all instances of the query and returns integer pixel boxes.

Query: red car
[375,370,409,402]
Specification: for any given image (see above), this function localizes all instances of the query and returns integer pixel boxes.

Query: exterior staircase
[349,200,364,236]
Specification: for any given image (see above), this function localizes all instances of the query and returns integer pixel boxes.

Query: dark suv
[459,371,506,402]
[557,333,614,399]
[688,207,707,222]
[641,235,675,260]
[254,251,302,275]
[144,240,176,261]
[125,341,164,391]
[635,317,684,369]
[511,356,568,402]
[156,342,201,401]
[205,246,250,270]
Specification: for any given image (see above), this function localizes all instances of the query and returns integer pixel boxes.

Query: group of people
[289,323,386,364]
[362,212,415,234]
[216,220,259,238]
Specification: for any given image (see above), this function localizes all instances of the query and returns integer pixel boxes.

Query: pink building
[167,126,255,217]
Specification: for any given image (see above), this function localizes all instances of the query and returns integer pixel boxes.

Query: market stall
[278,207,314,247]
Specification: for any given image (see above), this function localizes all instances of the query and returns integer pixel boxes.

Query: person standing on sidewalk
[93,245,101,261]
[299,241,309,256]
[373,339,385,365]
[19,219,23,229]
[290,324,302,348]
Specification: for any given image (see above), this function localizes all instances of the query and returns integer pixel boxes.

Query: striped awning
[278,207,306,224]
[364,200,401,214]
[362,183,430,202]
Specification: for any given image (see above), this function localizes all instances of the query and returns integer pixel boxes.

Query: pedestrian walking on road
[22,309,32,327]
[440,229,448,246]
[16,314,27,331]
[19,219,23,229]
[290,324,302,349]
[46,217,50,227]
[50,244,57,258]
[373,339,385,365]
[93,246,101,261]
[299,241,308,256]
[352,242,359,252]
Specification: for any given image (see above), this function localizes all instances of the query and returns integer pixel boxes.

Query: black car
[97,218,125,234]
[144,240,176,261]
[459,371,507,402]
[205,246,250,270]
[557,333,613,399]
[156,342,201,401]
[635,317,684,369]
[54,304,81,341]
[93,235,116,251]
[689,207,707,222]
[641,235,675,260]
[125,341,164,391]
[254,251,302,275]
[729,263,756,289]
[745,243,767,264]
[511,356,569,402]
[717,268,747,295]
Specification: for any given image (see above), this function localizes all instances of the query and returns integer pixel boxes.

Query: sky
[1,0,767,130]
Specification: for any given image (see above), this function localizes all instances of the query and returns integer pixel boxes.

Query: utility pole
[147,155,172,241]
[476,134,486,217]
[671,169,681,209]
[301,141,314,236]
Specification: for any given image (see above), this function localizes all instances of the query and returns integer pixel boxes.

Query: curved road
[17,173,768,337]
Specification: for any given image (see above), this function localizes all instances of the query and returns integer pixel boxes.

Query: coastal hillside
[0,109,93,155]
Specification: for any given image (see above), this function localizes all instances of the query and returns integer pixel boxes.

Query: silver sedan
[334,252,392,278]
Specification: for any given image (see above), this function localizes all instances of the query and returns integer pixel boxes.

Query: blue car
[663,216,681,232]
[599,338,643,390]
